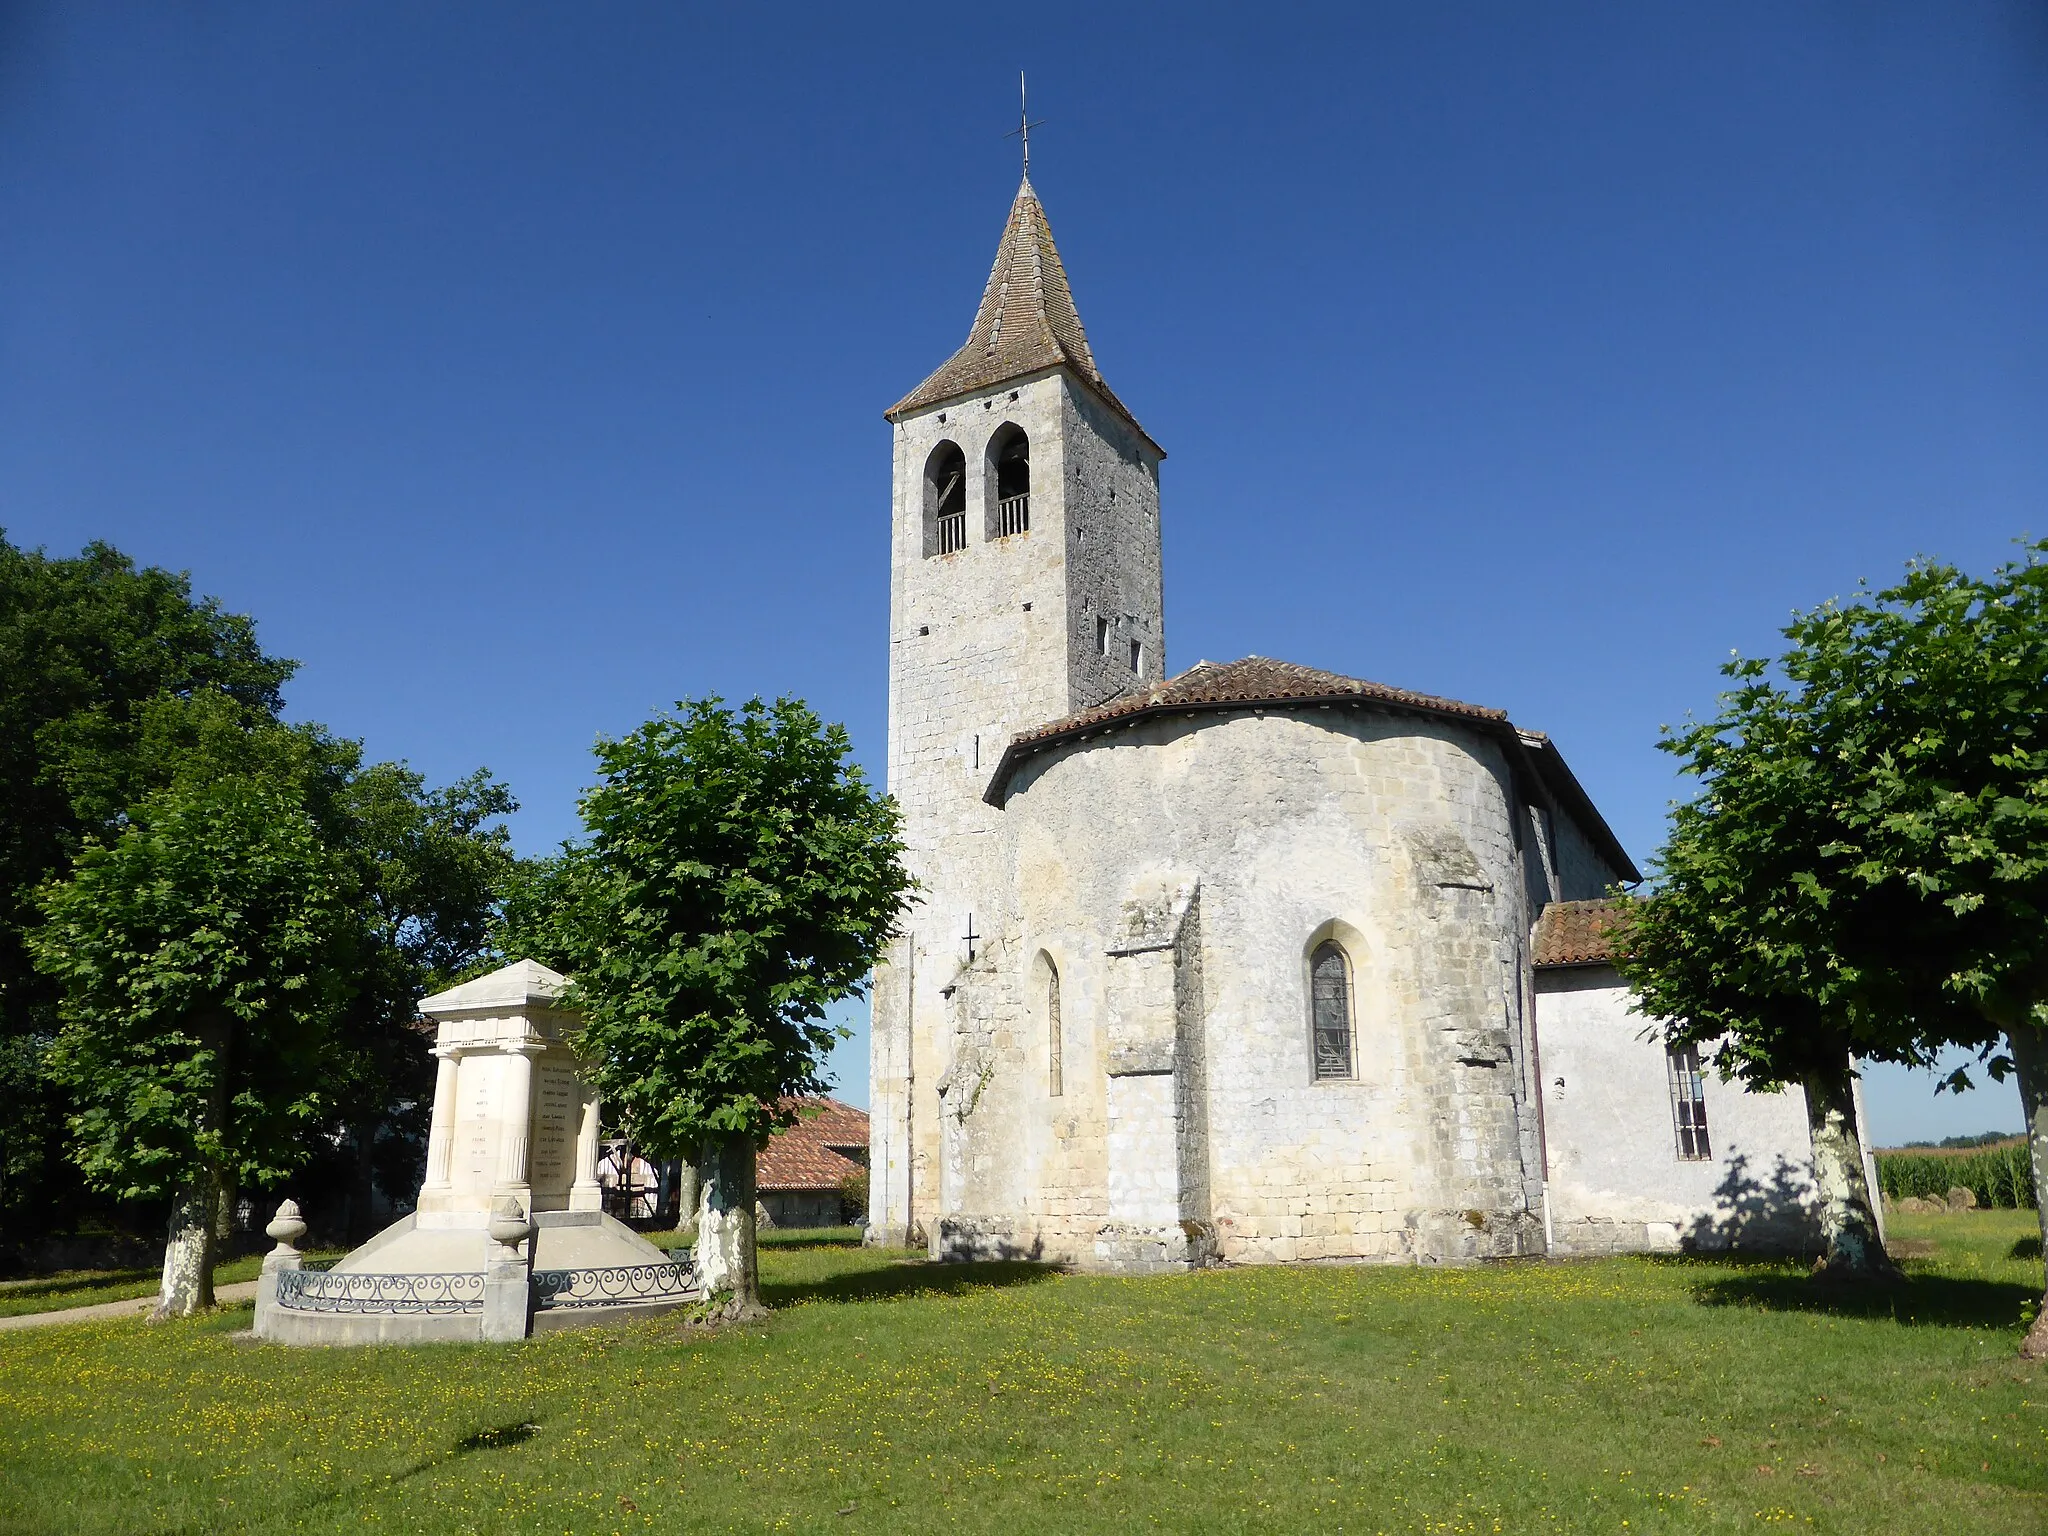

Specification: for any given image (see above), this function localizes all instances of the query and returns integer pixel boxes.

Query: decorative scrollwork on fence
[274,1267,486,1315]
[531,1260,699,1311]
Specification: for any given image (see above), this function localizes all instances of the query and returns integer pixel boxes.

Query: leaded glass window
[1310,941,1353,1081]
[1667,1046,1712,1160]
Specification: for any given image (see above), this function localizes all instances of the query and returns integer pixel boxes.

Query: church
[865,174,1829,1271]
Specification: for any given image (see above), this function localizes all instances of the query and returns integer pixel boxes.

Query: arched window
[1046,960,1063,1097]
[924,441,967,556]
[1310,941,1353,1080]
[988,424,1030,538]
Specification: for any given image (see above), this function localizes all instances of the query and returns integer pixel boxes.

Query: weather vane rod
[1004,71,1045,177]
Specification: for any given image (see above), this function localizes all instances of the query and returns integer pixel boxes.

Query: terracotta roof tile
[983,656,1640,884]
[757,1097,869,1193]
[999,656,1505,762]
[1533,898,1634,967]
[887,178,1150,445]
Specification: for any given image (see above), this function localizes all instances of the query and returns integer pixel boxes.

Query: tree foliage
[1619,544,2048,1315]
[544,697,913,1155]
[0,534,519,1244]
[0,534,296,1225]
[28,768,357,1203]
[521,697,912,1315]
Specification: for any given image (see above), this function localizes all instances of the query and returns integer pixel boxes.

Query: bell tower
[868,175,1166,1247]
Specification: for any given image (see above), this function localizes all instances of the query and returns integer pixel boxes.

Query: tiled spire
[888,177,1145,436]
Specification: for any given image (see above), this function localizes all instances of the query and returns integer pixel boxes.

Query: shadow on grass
[0,1267,155,1302]
[2012,1236,2042,1262]
[764,1259,1060,1309]
[1687,1271,2036,1330]
[760,1228,866,1250]
[453,1421,539,1453]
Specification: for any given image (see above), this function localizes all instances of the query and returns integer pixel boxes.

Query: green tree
[1616,721,1913,1281]
[28,766,358,1317]
[1739,547,2048,1353]
[1621,544,2048,1332]
[539,698,911,1318]
[0,535,293,1229]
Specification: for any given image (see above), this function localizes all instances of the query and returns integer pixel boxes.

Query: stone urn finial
[266,1199,307,1254]
[487,1193,534,1249]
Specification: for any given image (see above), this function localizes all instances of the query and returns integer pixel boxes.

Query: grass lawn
[0,1253,345,1319]
[0,1213,2041,1534]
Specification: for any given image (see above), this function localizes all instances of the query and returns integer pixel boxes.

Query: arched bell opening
[924,440,968,556]
[987,424,1030,539]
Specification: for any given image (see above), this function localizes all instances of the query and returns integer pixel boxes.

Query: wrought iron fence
[274,1267,486,1315]
[531,1260,699,1311]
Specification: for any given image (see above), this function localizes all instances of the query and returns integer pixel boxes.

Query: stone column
[496,1041,542,1205]
[569,1087,603,1212]
[418,1045,463,1208]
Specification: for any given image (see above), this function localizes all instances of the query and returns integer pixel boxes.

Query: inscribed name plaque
[529,1060,580,1205]
[456,1056,502,1198]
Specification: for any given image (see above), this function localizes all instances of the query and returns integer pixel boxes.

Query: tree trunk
[693,1132,763,1320]
[155,1016,232,1320]
[213,1174,238,1248]
[348,1117,379,1244]
[154,1169,220,1319]
[2006,1024,2048,1359]
[673,1156,702,1233]
[1801,1057,1903,1283]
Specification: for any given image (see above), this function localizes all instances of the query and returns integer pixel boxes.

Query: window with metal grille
[1047,961,1063,1098]
[1667,1046,1712,1160]
[924,440,967,556]
[1310,940,1353,1080]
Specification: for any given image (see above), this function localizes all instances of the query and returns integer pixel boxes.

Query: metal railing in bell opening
[531,1260,699,1312]
[274,1267,486,1315]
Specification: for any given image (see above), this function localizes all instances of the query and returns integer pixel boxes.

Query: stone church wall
[1536,965,1821,1255]
[1548,806,1619,903]
[966,705,1549,1269]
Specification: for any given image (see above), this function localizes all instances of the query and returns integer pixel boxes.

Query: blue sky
[5,5,2044,1139]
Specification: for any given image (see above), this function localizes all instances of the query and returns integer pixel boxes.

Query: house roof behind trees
[757,1098,869,1193]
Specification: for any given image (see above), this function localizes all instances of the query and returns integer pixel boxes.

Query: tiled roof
[983,656,1641,884]
[1002,656,1507,760]
[757,1097,869,1193]
[887,178,1150,444]
[1533,898,1634,967]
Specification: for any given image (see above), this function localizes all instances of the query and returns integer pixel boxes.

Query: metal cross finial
[1004,71,1045,177]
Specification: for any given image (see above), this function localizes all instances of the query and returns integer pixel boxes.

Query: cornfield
[1876,1139,2035,1209]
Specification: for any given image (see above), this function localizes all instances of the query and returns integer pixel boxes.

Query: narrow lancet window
[1047,961,1063,1097]
[1668,1046,1712,1160]
[1310,940,1353,1080]
[924,441,967,556]
[990,424,1030,537]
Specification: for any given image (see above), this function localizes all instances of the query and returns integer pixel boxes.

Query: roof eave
[1515,736,1642,884]
[886,362,1165,458]
[984,690,1509,806]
